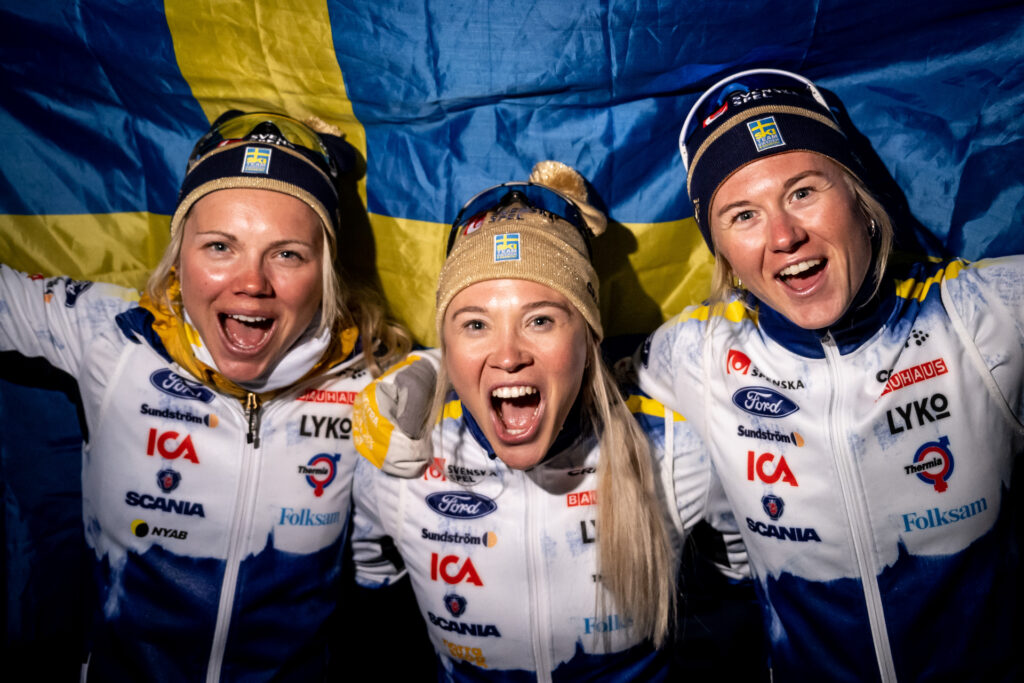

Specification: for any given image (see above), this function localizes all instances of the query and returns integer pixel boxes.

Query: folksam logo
[150,369,215,403]
[732,387,799,418]
[425,491,497,519]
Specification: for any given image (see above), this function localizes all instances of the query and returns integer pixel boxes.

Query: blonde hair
[708,162,894,307]
[428,332,675,647]
[145,207,410,378]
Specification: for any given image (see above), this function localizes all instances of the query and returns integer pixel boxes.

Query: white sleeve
[942,255,1024,427]
[0,264,137,377]
[351,455,408,588]
[633,309,709,430]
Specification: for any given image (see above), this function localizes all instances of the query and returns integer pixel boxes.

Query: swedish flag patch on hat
[241,146,272,174]
[494,233,520,262]
[747,116,785,152]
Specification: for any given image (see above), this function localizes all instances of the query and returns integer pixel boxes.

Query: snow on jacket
[636,256,1024,682]
[0,265,370,682]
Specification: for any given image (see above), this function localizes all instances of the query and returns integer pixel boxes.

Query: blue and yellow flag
[1,0,1023,667]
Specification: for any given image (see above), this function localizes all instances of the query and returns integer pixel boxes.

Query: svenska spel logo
[241,146,272,174]
[493,233,520,262]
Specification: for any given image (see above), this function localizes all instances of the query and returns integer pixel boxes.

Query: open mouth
[777,258,826,287]
[219,313,274,352]
[490,385,542,440]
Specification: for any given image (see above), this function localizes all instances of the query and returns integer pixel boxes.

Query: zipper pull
[246,392,262,448]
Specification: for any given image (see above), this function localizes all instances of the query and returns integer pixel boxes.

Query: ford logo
[425,491,497,519]
[150,369,215,403]
[731,387,799,418]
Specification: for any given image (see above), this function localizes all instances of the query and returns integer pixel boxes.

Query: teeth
[778,259,822,278]
[230,314,269,323]
[491,386,538,399]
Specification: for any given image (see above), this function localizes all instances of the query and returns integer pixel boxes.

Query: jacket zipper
[205,392,263,683]
[821,333,897,682]
[523,471,554,682]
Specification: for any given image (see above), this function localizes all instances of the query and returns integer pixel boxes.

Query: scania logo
[731,387,799,418]
[150,370,215,403]
[425,491,497,519]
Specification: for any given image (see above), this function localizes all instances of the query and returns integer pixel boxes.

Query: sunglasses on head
[447,181,592,258]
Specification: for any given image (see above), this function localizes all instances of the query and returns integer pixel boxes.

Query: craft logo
[493,233,520,262]
[568,467,597,476]
[424,457,447,481]
[298,415,351,439]
[146,429,200,464]
[747,451,798,486]
[747,116,785,152]
[732,387,799,418]
[430,553,483,586]
[150,370,215,403]
[443,639,486,667]
[762,494,784,520]
[427,612,501,638]
[584,614,632,634]
[421,528,497,548]
[296,388,357,404]
[125,491,204,517]
[130,518,187,540]
[905,328,930,348]
[156,468,181,493]
[877,358,948,396]
[737,425,805,447]
[703,101,728,127]
[886,393,951,434]
[567,490,597,507]
[901,496,987,532]
[241,146,271,174]
[298,453,341,497]
[140,403,218,428]
[905,436,954,492]
[726,349,752,374]
[425,492,497,519]
[444,592,468,618]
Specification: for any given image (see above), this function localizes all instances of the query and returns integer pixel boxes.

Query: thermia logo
[732,387,799,418]
[125,491,205,517]
[425,492,497,519]
[150,369,215,403]
[299,453,341,497]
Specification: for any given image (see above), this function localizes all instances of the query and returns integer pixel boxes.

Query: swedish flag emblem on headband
[747,116,785,153]
[241,146,272,174]
[494,233,520,262]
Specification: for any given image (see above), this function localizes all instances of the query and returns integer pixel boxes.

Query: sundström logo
[426,491,497,519]
[150,370,215,403]
[732,387,798,418]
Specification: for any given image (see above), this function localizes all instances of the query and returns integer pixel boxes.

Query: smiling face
[178,188,324,384]
[709,151,873,330]
[442,279,589,470]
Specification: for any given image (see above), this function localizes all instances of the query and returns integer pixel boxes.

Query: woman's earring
[869,219,878,238]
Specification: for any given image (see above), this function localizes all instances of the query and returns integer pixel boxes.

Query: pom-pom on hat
[679,69,864,252]
[437,161,607,339]
[170,111,351,255]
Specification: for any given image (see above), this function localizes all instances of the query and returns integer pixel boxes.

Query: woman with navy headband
[0,111,413,680]
[634,68,1022,681]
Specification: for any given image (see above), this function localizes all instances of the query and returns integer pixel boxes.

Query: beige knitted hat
[436,161,607,339]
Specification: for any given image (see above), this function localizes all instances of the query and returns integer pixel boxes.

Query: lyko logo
[146,429,199,464]
[747,451,798,486]
[727,349,752,375]
[732,387,799,418]
[424,457,447,482]
[886,393,950,434]
[149,369,215,403]
[430,554,483,586]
